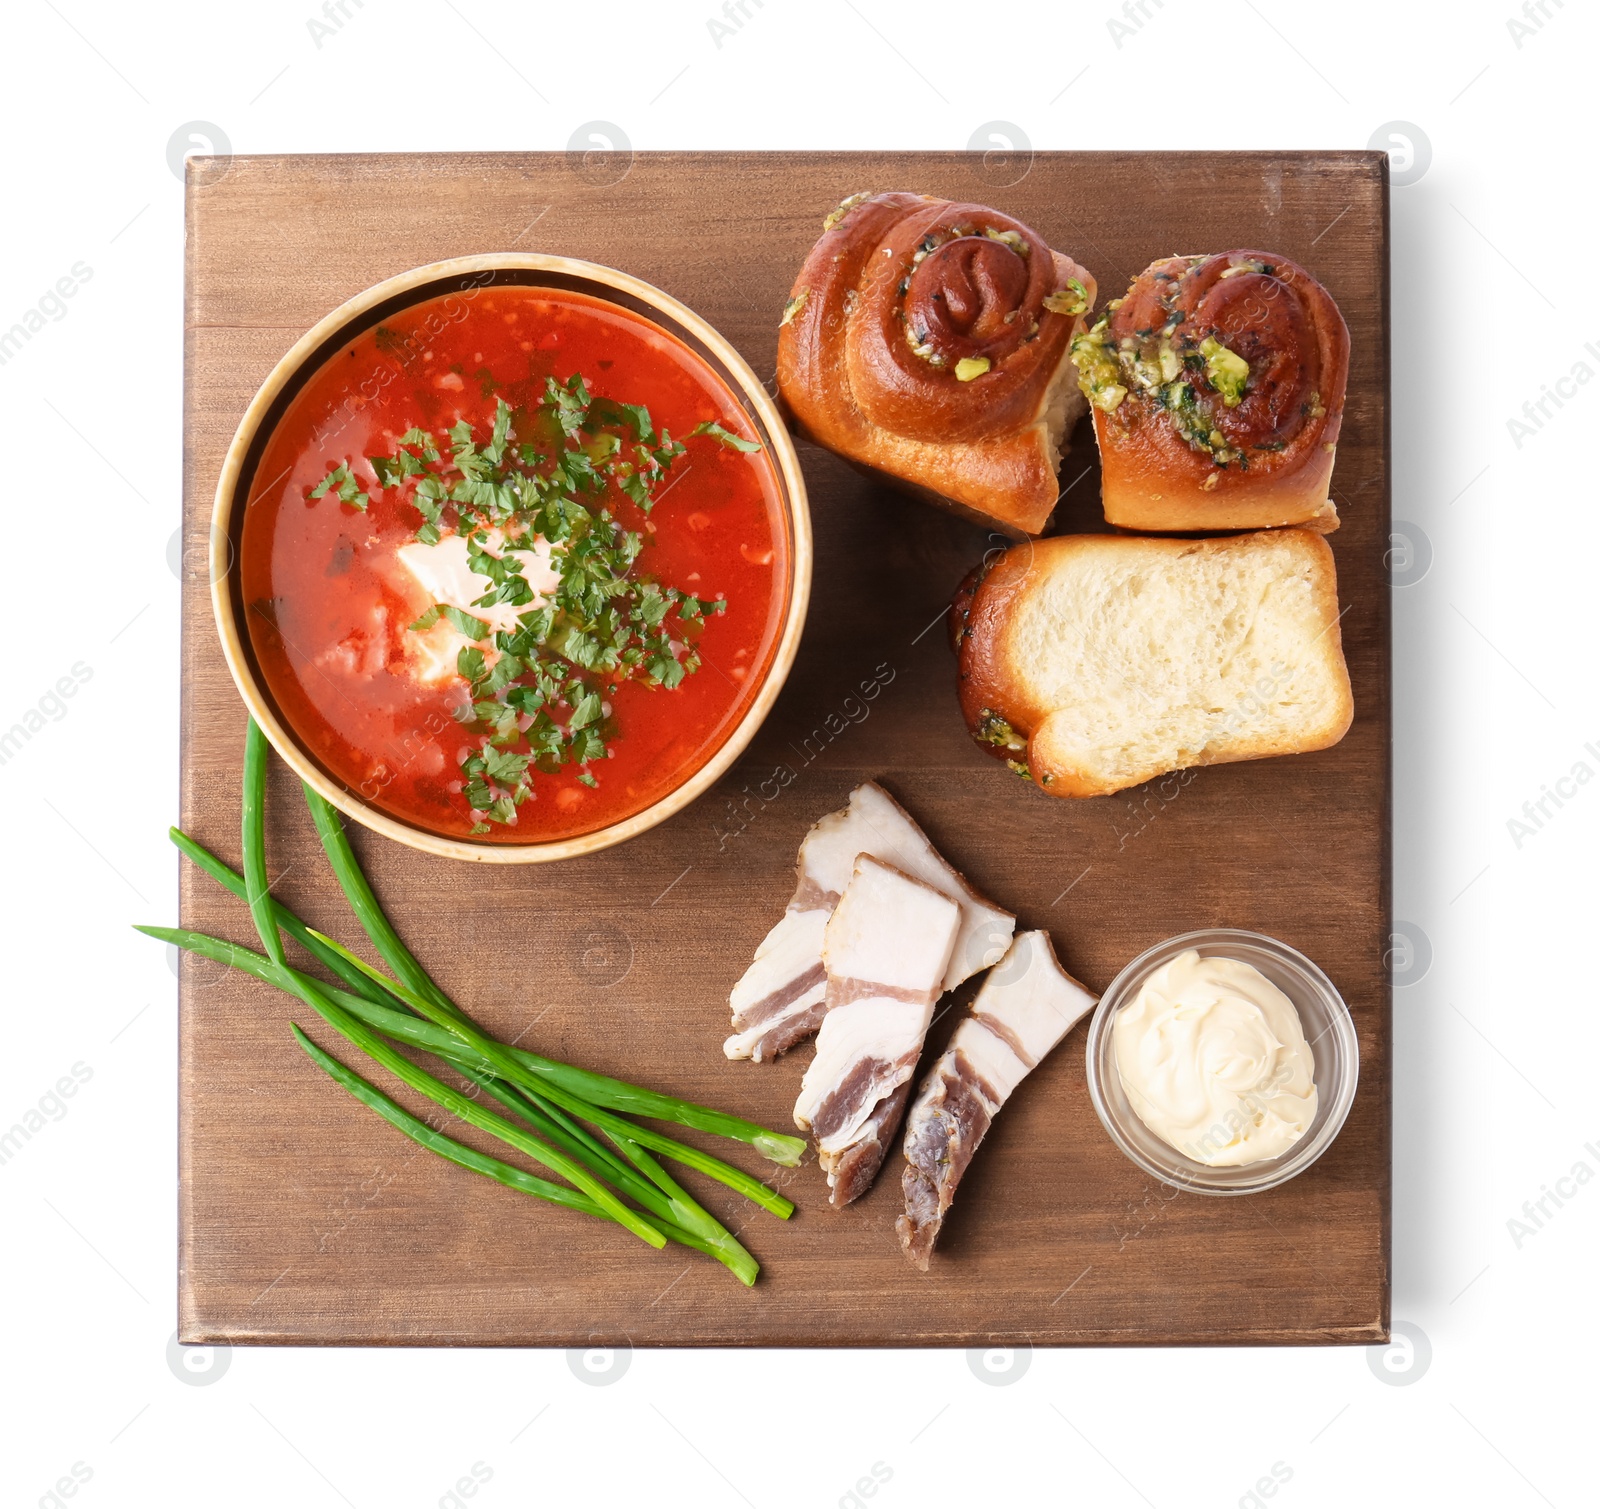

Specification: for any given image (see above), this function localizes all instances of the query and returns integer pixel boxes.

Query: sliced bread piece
[954,529,1353,798]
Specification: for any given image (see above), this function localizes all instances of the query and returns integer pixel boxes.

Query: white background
[0,1,1592,1505]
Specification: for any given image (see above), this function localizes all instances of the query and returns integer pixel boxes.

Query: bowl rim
[210,253,812,864]
[1083,927,1361,1196]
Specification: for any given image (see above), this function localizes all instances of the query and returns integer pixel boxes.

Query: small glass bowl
[1084,928,1359,1196]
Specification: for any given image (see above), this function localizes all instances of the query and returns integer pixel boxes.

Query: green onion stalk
[144,720,804,1286]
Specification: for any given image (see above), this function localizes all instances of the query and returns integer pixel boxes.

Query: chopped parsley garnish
[309,461,372,512]
[408,603,492,640]
[311,375,754,832]
[690,419,762,453]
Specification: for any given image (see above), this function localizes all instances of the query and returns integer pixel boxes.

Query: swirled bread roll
[777,191,1098,539]
[1071,250,1350,533]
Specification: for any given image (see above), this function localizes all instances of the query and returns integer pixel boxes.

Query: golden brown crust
[1078,250,1350,534]
[956,537,1058,740]
[777,191,1097,539]
[955,531,1354,798]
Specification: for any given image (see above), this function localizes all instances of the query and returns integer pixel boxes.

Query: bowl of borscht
[212,254,811,862]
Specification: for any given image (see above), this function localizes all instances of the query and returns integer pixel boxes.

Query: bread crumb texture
[1011,533,1352,794]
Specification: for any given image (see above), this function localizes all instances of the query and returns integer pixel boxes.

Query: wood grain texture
[180,151,1390,1347]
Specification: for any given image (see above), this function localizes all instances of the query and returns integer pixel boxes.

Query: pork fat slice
[897,931,1096,1269]
[723,782,1015,1061]
[794,856,961,1206]
[723,909,830,1063]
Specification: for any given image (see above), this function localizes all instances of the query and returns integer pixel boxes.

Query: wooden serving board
[180,151,1389,1347]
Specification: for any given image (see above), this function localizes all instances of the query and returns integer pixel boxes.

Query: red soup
[241,285,788,843]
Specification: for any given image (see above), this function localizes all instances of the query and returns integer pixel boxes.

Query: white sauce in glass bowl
[1111,948,1318,1167]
